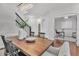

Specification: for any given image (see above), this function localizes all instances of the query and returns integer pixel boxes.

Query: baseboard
[0,48,5,50]
[77,42,79,46]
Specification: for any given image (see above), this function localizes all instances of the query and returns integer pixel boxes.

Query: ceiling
[25,3,79,17]
[0,3,18,20]
[0,3,79,20]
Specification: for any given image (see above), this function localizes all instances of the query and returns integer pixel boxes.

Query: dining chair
[39,32,45,38]
[30,31,34,37]
[0,35,9,55]
[8,41,26,56]
[6,41,19,56]
[0,35,26,56]
[42,41,70,56]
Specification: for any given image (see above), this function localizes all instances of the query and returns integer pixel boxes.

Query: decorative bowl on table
[25,37,37,43]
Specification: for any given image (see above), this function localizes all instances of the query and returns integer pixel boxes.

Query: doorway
[54,15,77,42]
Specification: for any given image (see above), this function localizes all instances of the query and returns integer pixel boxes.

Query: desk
[9,36,53,56]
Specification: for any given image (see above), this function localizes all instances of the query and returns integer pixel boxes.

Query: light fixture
[18,3,34,12]
[64,16,68,19]
[37,18,42,24]
[37,19,42,37]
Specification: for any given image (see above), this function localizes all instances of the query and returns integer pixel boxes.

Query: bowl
[26,37,36,43]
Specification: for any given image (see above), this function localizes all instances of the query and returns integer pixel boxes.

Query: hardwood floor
[69,42,77,56]
[68,42,79,56]
[77,46,79,56]
[54,39,78,56]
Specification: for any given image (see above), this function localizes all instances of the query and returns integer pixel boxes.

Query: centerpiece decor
[15,12,31,40]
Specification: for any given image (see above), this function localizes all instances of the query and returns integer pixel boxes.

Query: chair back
[58,41,70,56]
[0,35,9,52]
[0,35,18,56]
[7,41,18,56]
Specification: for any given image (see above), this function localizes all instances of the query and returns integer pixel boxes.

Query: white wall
[77,14,79,46]
[39,4,79,43]
[55,16,77,30]
[41,13,55,40]
[0,4,18,36]
[26,4,79,41]
[0,4,18,48]
[55,15,77,37]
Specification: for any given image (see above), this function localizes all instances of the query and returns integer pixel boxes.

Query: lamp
[37,19,42,37]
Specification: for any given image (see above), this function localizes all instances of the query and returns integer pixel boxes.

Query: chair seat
[47,46,60,55]
[42,51,56,56]
[58,41,70,56]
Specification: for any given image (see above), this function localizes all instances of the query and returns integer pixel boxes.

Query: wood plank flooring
[69,42,77,56]
[54,39,78,56]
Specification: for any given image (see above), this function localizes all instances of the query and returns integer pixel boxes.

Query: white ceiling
[25,3,79,17]
[0,3,18,20]
[0,3,79,20]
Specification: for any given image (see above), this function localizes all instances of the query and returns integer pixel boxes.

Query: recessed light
[64,16,68,19]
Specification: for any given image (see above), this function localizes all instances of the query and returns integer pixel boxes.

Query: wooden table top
[9,36,53,56]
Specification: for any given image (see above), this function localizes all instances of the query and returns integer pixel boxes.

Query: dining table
[8,36,53,56]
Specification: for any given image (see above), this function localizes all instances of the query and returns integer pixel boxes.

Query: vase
[18,28,27,40]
